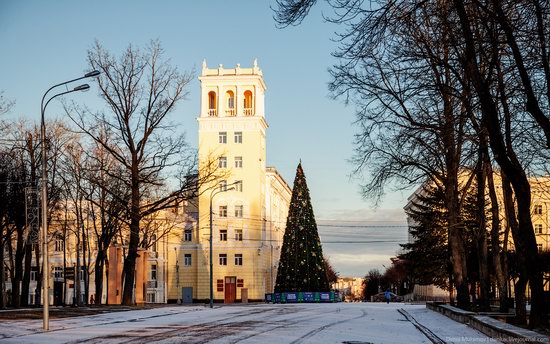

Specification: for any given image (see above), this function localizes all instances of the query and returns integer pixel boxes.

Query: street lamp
[40,70,99,331]
[209,182,237,309]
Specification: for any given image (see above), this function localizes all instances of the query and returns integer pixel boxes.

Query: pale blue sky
[0,0,412,276]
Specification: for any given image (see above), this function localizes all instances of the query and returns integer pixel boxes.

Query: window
[535,204,543,215]
[235,156,243,168]
[237,279,244,288]
[235,229,243,241]
[147,293,156,303]
[234,132,242,144]
[54,238,64,252]
[150,264,157,281]
[79,266,86,281]
[219,253,227,265]
[53,266,63,279]
[151,234,157,252]
[78,238,87,252]
[535,224,544,234]
[217,279,224,292]
[225,91,235,116]
[235,254,243,266]
[218,156,227,168]
[219,180,227,191]
[235,205,243,218]
[235,180,243,192]
[184,254,192,266]
[219,206,227,217]
[30,266,38,281]
[219,132,227,144]
[184,229,192,242]
[537,243,543,252]
[243,91,253,115]
[208,91,217,116]
[220,229,227,241]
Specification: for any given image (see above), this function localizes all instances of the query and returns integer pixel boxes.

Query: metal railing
[244,108,253,116]
[208,109,217,117]
[225,109,236,116]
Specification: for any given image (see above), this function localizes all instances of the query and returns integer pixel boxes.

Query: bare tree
[0,91,14,116]
[273,0,549,326]
[67,41,220,305]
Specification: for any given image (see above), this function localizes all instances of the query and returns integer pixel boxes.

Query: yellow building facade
[166,60,292,303]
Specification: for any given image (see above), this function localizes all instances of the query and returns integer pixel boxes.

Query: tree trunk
[122,164,140,305]
[475,144,490,311]
[444,134,469,309]
[12,228,24,307]
[21,242,32,306]
[514,276,528,325]
[0,234,5,309]
[34,243,41,306]
[501,175,527,324]
[486,159,508,312]
[95,247,106,305]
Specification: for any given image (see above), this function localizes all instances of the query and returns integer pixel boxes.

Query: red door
[224,276,236,303]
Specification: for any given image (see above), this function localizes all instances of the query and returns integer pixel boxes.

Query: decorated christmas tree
[275,162,330,292]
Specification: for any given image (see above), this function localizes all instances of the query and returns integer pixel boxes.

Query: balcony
[225,109,236,117]
[146,280,158,289]
[244,108,254,116]
[208,109,217,117]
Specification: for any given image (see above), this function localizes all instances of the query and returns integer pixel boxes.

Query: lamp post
[40,70,99,331]
[209,183,236,309]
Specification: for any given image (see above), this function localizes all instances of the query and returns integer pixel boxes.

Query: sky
[0,1,414,276]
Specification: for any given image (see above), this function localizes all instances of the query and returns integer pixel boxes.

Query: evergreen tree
[275,163,329,292]
[399,186,450,290]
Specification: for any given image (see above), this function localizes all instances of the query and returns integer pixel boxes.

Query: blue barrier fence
[265,291,336,303]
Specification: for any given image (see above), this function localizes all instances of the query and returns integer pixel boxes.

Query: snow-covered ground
[0,303,500,343]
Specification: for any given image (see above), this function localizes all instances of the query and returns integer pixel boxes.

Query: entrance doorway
[53,281,63,306]
[224,276,236,304]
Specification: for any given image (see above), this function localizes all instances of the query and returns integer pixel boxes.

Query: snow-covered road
[0,303,500,343]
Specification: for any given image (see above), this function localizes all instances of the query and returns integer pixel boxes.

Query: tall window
[235,180,243,192]
[184,229,192,242]
[235,156,243,168]
[535,204,543,215]
[219,205,227,217]
[235,254,243,266]
[219,131,227,144]
[219,156,227,168]
[151,264,157,280]
[184,254,192,266]
[30,266,38,281]
[53,267,63,279]
[219,253,227,265]
[234,132,242,144]
[235,229,243,241]
[208,91,217,116]
[219,180,227,191]
[220,229,227,241]
[243,91,253,115]
[54,238,64,252]
[151,234,157,252]
[537,243,543,252]
[225,91,235,116]
[235,205,243,218]
[535,223,544,234]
